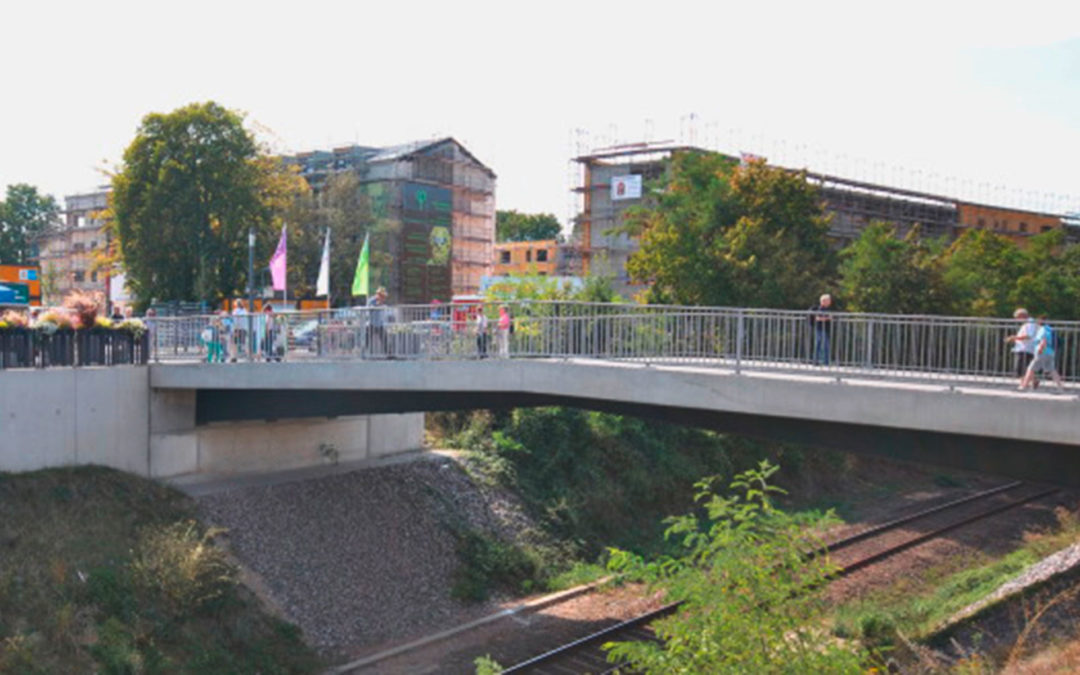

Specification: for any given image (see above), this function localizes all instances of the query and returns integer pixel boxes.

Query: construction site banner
[611,175,642,201]
[400,183,452,303]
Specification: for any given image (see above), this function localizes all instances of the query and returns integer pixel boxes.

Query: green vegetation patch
[0,466,320,673]
[433,407,852,602]
[833,508,1080,648]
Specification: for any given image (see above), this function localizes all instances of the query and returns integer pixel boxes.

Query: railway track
[499,481,1060,674]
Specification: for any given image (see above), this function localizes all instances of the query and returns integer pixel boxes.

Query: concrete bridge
[5,303,1079,484]
[148,355,1080,486]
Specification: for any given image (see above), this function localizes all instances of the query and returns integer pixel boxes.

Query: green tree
[839,222,950,314]
[605,461,873,674]
[0,184,59,264]
[1013,229,1080,320]
[284,172,380,304]
[109,101,305,305]
[941,229,1025,316]
[625,153,834,308]
[496,210,562,242]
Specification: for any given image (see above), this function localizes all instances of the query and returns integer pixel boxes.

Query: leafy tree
[839,222,949,314]
[605,461,873,674]
[625,153,834,308]
[1013,229,1080,320]
[283,172,382,304]
[0,184,59,264]
[496,210,562,242]
[941,229,1025,317]
[108,101,305,305]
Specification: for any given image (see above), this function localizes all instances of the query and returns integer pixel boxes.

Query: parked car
[291,319,319,350]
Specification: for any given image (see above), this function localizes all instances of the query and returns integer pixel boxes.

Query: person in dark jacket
[808,293,833,365]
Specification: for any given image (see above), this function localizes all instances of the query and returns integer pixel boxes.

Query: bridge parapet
[147,302,1080,394]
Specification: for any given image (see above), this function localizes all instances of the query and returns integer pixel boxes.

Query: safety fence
[0,329,150,369]
[145,302,1078,390]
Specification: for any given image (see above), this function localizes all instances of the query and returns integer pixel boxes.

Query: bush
[606,461,878,673]
[451,530,542,602]
[130,521,236,617]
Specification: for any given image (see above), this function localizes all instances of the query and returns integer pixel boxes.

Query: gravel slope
[196,456,518,656]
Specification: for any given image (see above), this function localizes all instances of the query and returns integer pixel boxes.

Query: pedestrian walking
[232,299,249,361]
[366,287,389,358]
[1019,315,1065,393]
[808,293,834,365]
[261,305,279,361]
[497,305,511,358]
[1004,308,1038,388]
[475,307,489,359]
[202,313,226,363]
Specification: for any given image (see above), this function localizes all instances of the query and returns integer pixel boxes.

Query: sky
[2,0,1079,230]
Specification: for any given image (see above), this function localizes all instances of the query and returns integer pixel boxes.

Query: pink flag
[269,225,287,291]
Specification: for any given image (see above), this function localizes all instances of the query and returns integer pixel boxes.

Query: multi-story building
[493,240,559,276]
[36,190,111,305]
[572,143,1078,293]
[285,137,496,302]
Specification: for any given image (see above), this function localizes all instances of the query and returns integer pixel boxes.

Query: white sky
[3,0,1079,229]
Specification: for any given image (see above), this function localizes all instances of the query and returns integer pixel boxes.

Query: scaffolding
[287,138,496,301]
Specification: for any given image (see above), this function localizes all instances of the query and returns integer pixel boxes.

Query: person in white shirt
[1004,308,1038,388]
[475,308,489,359]
[231,299,249,361]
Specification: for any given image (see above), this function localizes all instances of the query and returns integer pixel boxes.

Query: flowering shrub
[115,319,147,337]
[36,310,76,333]
[0,310,30,330]
[63,290,100,330]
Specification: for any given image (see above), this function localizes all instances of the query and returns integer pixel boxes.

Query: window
[1042,225,1054,233]
[89,240,97,249]
[73,271,85,282]
[977,218,986,228]
[1019,222,1028,233]
[536,249,549,262]
[90,271,98,282]
[73,242,85,253]
[526,250,532,262]
[499,250,510,264]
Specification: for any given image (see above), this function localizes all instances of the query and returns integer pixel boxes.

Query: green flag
[351,233,370,297]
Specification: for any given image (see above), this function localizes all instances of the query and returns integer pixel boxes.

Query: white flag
[316,228,331,297]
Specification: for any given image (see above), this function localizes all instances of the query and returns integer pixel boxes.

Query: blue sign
[0,283,29,305]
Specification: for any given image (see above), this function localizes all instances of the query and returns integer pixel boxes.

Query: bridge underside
[197,388,1080,487]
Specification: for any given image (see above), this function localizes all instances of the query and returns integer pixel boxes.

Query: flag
[351,232,369,297]
[269,225,287,291]
[316,228,331,297]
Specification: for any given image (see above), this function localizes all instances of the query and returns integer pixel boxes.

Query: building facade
[36,190,111,305]
[572,143,1078,294]
[285,138,496,302]
[493,240,559,276]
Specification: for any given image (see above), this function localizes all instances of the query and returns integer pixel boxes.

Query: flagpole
[326,228,332,310]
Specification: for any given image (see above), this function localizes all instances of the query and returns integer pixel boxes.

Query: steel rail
[499,484,1060,674]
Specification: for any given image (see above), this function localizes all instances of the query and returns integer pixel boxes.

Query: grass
[0,466,321,673]
[832,506,1080,648]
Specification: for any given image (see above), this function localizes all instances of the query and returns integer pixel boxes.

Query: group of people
[1006,308,1065,393]
[474,304,513,358]
[808,293,1066,393]
[201,300,286,363]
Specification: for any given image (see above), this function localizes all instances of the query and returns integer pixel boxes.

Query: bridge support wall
[1,368,423,478]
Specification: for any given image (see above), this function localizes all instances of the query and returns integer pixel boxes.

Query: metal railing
[146,302,1079,390]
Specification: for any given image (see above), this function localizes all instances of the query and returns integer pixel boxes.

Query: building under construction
[285,137,495,302]
[571,142,1079,294]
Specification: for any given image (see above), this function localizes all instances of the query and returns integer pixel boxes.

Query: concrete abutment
[2,367,423,478]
